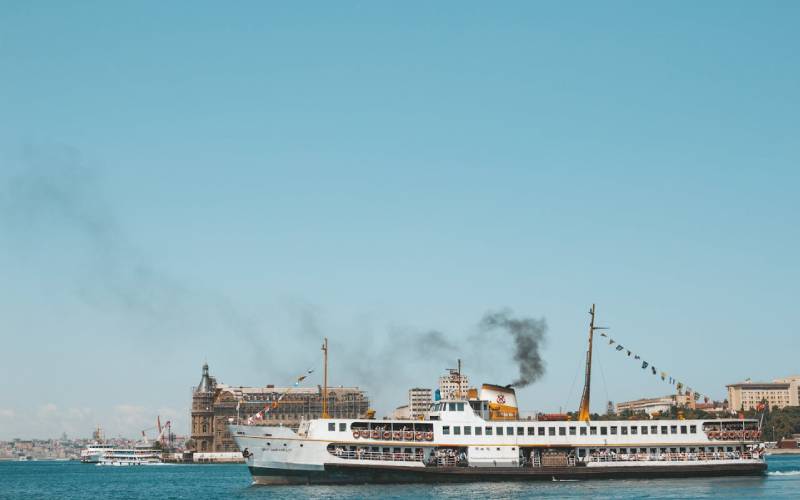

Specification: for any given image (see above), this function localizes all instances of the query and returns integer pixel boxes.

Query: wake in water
[767,470,800,476]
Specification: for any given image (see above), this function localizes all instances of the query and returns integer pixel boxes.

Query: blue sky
[1,1,798,439]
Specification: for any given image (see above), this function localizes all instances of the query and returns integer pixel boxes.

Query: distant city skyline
[1,1,799,439]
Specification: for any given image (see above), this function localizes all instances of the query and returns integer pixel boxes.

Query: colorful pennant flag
[600,332,706,408]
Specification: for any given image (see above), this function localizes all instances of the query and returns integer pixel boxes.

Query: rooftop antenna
[578,304,608,422]
[457,359,462,400]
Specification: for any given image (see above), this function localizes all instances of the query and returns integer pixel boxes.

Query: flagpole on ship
[321,337,330,419]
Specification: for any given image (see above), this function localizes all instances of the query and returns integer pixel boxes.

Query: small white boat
[81,426,116,463]
[80,443,116,464]
[97,446,162,466]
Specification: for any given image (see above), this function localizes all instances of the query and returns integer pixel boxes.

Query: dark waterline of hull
[249,462,768,485]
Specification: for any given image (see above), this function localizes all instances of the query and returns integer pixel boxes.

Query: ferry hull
[249,461,767,485]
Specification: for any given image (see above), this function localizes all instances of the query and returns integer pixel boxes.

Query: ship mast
[578,304,606,422]
[321,337,330,418]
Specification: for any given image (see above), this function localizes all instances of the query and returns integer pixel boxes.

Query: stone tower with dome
[190,362,216,452]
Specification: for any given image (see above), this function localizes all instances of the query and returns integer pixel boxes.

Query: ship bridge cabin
[429,384,519,422]
[429,400,488,421]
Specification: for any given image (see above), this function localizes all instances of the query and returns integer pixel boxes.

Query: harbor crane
[139,416,173,447]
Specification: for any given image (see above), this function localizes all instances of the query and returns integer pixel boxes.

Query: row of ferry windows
[431,403,466,412]
[327,422,699,435]
[441,424,698,436]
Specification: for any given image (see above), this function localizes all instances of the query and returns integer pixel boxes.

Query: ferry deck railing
[330,449,423,463]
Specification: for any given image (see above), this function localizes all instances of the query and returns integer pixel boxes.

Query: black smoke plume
[479,310,547,387]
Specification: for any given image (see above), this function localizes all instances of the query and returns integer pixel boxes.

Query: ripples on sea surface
[1,455,799,499]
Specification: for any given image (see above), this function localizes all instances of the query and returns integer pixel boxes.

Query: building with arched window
[190,362,370,454]
[191,363,216,452]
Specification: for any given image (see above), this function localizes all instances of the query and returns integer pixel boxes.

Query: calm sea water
[1,456,799,499]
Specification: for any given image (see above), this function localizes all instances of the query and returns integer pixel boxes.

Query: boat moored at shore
[97,445,163,466]
[80,427,115,464]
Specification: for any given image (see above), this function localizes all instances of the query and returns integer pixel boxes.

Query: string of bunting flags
[246,368,315,423]
[600,332,710,404]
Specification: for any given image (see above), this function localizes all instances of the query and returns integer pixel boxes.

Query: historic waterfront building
[190,363,371,452]
[727,376,800,411]
[191,363,216,452]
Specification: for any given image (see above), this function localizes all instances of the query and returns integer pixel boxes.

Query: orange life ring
[404,431,413,440]
[415,431,423,440]
[383,431,391,439]
[425,432,433,441]
[371,430,379,439]
[353,430,359,439]
[393,431,401,440]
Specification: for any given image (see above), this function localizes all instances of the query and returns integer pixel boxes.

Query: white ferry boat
[80,443,116,464]
[80,427,116,464]
[229,307,767,484]
[97,446,162,466]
